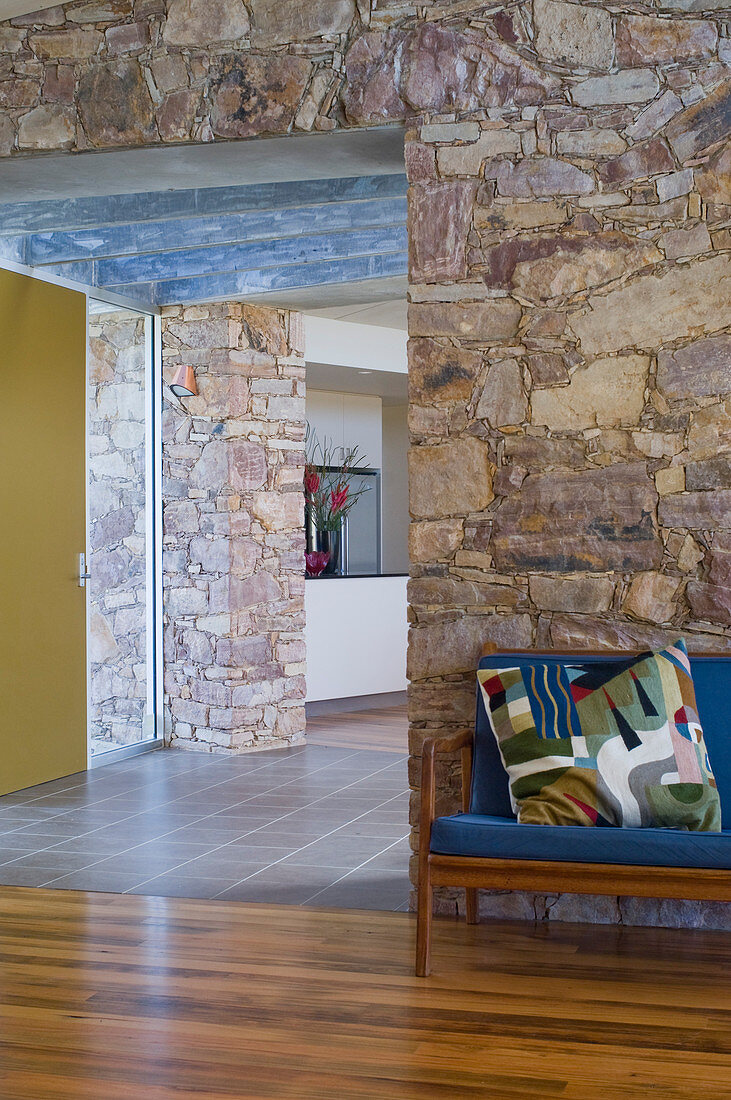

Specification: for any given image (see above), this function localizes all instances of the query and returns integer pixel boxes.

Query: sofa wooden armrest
[416,730,474,978]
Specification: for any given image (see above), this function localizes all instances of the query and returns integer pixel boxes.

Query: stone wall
[161,301,306,752]
[404,5,731,929]
[2,0,729,927]
[88,308,150,753]
[1,1,726,157]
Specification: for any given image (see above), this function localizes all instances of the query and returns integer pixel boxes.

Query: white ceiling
[0,127,405,203]
[307,361,407,406]
[0,1,46,18]
[308,299,407,331]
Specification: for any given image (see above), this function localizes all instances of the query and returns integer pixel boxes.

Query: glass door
[86,301,159,762]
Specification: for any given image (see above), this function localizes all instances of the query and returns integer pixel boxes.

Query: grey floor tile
[126,874,243,899]
[278,835,397,869]
[43,869,153,892]
[0,865,66,887]
[305,870,411,911]
[0,850,95,873]
[214,867,343,905]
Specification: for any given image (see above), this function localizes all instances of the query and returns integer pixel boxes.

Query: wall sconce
[170,365,198,398]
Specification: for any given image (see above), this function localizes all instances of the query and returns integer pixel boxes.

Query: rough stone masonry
[0,0,729,929]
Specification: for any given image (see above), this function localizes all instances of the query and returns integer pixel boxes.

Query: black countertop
[305,573,408,580]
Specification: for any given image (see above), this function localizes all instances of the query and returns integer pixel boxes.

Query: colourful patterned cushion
[477,639,721,832]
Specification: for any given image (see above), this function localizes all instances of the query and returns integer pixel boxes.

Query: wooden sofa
[416,645,731,976]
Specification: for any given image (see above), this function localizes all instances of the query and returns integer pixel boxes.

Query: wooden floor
[306,704,408,753]
[0,887,729,1098]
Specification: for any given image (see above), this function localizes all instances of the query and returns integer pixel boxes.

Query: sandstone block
[251,491,303,531]
[663,223,713,263]
[616,14,717,66]
[407,613,532,680]
[695,141,731,207]
[475,200,567,231]
[421,122,480,144]
[533,0,613,70]
[229,441,267,491]
[709,547,731,589]
[0,115,14,156]
[409,338,482,404]
[164,0,249,44]
[570,254,731,356]
[531,355,649,431]
[666,80,731,163]
[409,181,477,283]
[677,534,704,572]
[509,232,661,303]
[685,457,731,491]
[437,129,521,175]
[659,489,731,530]
[78,61,157,147]
[686,581,731,627]
[550,614,678,653]
[687,400,731,460]
[30,28,103,58]
[529,574,614,613]
[527,352,569,387]
[496,157,593,197]
[211,54,312,139]
[655,465,685,496]
[409,300,522,341]
[623,571,680,624]
[250,0,355,46]
[597,138,675,189]
[409,519,464,562]
[656,168,694,203]
[491,463,661,572]
[409,437,493,519]
[571,70,659,108]
[475,358,527,429]
[657,334,731,401]
[626,90,683,142]
[18,103,75,149]
[555,129,626,156]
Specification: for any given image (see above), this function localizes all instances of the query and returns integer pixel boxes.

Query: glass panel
[344,470,380,576]
[87,302,156,758]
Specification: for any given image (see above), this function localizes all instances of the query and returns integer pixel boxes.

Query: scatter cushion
[477,639,721,832]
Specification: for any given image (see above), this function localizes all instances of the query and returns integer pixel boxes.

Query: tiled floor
[0,737,411,910]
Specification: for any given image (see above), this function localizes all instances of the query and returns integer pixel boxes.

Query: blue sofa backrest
[472,651,731,827]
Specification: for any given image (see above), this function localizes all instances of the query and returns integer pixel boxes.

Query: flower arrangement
[304,426,371,532]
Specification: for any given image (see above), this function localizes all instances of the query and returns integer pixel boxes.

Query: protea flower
[304,466,320,495]
[330,485,349,515]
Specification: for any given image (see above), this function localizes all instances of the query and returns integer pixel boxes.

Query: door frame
[0,258,163,771]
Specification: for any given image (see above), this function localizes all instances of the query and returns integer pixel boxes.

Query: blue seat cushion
[430,813,731,870]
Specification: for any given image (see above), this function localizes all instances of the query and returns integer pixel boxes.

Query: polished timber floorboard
[0,888,728,1099]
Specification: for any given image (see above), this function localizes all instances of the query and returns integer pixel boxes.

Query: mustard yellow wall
[0,269,88,795]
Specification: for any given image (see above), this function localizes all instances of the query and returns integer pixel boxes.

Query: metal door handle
[79,553,91,588]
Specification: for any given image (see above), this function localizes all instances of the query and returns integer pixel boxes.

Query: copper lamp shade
[170,364,198,398]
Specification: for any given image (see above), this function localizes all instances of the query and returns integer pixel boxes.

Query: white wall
[381,403,409,574]
[305,576,408,701]
[304,316,407,375]
[307,390,382,470]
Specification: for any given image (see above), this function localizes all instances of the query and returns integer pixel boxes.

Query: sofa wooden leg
[415,869,432,977]
[465,887,479,925]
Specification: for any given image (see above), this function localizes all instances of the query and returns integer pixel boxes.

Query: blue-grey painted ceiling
[0,173,408,308]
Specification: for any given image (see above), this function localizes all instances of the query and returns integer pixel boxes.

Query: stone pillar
[405,24,731,929]
[161,302,306,753]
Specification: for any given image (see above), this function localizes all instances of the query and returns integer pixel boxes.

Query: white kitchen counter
[304,574,408,702]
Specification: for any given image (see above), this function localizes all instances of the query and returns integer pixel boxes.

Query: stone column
[161,302,306,753]
[405,22,731,929]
